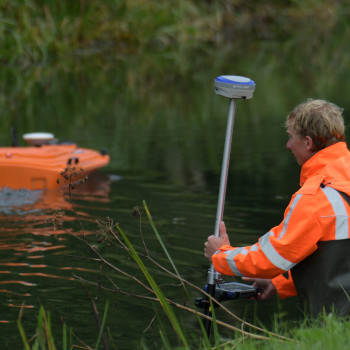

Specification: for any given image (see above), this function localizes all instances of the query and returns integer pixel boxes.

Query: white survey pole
[207,98,236,285]
[207,75,255,285]
[204,75,255,336]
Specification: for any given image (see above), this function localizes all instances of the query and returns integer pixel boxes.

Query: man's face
[286,124,314,166]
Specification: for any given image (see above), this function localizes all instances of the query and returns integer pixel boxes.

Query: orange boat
[0,132,110,190]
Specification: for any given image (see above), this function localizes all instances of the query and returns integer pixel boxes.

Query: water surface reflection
[0,172,113,325]
[0,171,301,347]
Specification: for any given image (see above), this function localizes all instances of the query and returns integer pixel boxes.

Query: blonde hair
[286,99,345,151]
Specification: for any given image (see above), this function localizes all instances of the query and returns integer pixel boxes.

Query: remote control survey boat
[0,132,110,190]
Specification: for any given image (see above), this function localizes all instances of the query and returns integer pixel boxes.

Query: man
[204,99,350,317]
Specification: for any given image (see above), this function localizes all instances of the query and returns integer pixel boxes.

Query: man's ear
[305,136,314,151]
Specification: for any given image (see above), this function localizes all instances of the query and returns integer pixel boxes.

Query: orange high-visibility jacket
[212,142,350,298]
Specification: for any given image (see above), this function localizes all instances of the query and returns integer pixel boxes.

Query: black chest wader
[291,188,350,317]
[291,239,350,317]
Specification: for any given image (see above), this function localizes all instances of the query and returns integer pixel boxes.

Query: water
[0,168,300,348]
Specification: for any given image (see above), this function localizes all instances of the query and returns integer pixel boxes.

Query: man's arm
[204,193,322,288]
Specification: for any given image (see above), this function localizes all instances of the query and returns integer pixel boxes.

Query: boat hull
[0,144,110,190]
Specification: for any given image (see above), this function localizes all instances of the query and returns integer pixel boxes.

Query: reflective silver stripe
[321,187,349,240]
[222,248,245,276]
[249,244,259,252]
[217,234,295,275]
[260,231,296,271]
[278,194,303,240]
[220,245,259,275]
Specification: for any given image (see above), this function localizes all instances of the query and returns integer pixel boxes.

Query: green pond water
[1,38,350,348]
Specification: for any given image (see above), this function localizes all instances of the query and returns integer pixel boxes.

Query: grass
[19,306,350,349]
[228,314,350,350]
[17,301,110,349]
[18,305,69,350]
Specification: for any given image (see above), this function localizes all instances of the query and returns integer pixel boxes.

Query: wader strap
[337,190,350,207]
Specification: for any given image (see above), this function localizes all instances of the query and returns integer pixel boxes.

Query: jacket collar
[300,142,350,186]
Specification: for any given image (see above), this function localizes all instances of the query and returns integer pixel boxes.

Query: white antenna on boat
[23,132,55,146]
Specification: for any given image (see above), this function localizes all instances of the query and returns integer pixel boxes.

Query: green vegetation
[2,2,350,347]
[18,303,110,349]
[18,305,72,350]
[20,306,350,349]
[2,0,350,192]
[1,0,349,68]
[229,314,350,350]
[19,309,350,349]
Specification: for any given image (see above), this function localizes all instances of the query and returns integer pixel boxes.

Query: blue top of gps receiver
[215,75,255,85]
